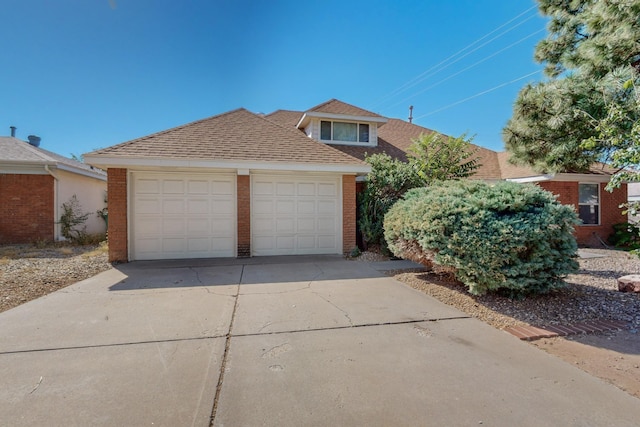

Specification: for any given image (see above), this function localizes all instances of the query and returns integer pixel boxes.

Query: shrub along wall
[384,180,580,296]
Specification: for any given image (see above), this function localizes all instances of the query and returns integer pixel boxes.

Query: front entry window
[578,183,599,225]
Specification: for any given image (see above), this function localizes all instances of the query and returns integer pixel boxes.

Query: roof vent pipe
[27,135,41,147]
[10,126,16,137]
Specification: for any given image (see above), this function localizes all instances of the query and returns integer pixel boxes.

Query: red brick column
[237,175,251,257]
[342,175,357,254]
[0,174,54,243]
[107,168,128,262]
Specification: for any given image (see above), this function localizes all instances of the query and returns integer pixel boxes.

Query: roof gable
[307,99,383,118]
[87,108,365,169]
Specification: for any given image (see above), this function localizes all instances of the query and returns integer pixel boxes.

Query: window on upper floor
[320,120,369,144]
[578,183,599,225]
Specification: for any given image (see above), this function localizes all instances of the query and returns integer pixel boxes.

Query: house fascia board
[506,173,612,184]
[84,155,371,175]
[0,161,55,175]
[296,112,388,129]
[55,163,107,181]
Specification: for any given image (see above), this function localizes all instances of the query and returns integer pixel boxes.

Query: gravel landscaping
[0,242,112,313]
[386,248,640,330]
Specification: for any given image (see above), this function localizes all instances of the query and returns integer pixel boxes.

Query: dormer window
[320,121,369,144]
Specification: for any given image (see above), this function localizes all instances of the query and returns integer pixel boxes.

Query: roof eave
[84,155,370,175]
[296,112,388,129]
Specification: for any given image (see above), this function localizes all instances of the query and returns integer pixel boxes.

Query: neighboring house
[85,99,626,262]
[0,133,107,244]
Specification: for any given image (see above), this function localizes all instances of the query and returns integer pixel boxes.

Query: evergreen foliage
[504,0,640,174]
[384,181,580,296]
[358,133,479,250]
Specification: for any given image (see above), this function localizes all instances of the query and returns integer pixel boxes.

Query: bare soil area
[0,242,111,313]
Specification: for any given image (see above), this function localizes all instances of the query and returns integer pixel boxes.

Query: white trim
[296,112,387,129]
[56,163,107,181]
[506,174,554,183]
[84,155,370,174]
[507,172,612,184]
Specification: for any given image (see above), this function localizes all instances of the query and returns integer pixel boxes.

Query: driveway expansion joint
[230,315,472,339]
[0,335,227,356]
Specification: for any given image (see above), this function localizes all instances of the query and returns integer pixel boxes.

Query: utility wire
[414,70,542,120]
[372,5,539,108]
[386,27,546,110]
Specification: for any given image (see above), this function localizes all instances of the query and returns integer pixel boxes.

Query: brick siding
[0,174,54,243]
[342,175,357,254]
[538,181,627,247]
[107,168,128,262]
[237,175,250,257]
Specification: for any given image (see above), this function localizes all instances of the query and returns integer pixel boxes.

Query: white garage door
[132,172,236,260]
[252,174,341,256]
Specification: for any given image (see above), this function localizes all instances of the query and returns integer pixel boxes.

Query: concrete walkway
[1,256,639,426]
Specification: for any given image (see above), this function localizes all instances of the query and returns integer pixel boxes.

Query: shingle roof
[0,136,106,177]
[264,109,303,127]
[306,99,384,118]
[496,152,618,178]
[88,108,365,166]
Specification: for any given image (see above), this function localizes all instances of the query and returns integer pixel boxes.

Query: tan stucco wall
[56,169,107,238]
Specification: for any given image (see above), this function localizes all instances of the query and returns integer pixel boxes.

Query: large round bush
[384,180,580,296]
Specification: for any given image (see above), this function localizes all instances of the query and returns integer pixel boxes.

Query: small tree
[59,195,90,242]
[408,132,479,183]
[358,132,480,250]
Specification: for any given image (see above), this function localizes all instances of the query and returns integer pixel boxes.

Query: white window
[578,183,599,225]
[320,120,369,144]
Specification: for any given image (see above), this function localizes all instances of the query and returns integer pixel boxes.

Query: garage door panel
[297,182,315,196]
[213,199,234,215]
[252,175,341,256]
[318,235,337,249]
[297,200,315,214]
[318,183,337,196]
[212,180,234,195]
[318,217,335,232]
[253,181,273,196]
[276,182,295,196]
[163,218,185,235]
[133,173,235,260]
[188,180,209,194]
[297,218,315,232]
[136,198,161,214]
[318,200,336,215]
[136,179,160,194]
[163,180,184,194]
[163,199,185,214]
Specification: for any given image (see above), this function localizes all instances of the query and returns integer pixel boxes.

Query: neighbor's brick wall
[342,175,357,254]
[107,168,128,262]
[0,174,54,244]
[237,175,251,257]
[538,181,627,247]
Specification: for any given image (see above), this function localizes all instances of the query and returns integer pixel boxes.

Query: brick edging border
[505,320,629,341]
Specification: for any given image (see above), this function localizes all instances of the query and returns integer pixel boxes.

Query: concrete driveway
[1,256,639,426]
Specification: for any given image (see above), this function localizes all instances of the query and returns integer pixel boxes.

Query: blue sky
[1,0,548,157]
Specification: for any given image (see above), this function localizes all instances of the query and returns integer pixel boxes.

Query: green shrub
[608,222,640,250]
[59,195,90,243]
[384,180,580,296]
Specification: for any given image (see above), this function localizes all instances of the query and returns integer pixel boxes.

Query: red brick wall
[342,175,357,254]
[538,181,627,247]
[107,168,128,262]
[0,174,54,243]
[237,175,250,257]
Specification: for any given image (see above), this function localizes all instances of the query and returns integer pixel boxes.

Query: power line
[372,5,539,109]
[413,70,542,120]
[386,27,546,110]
